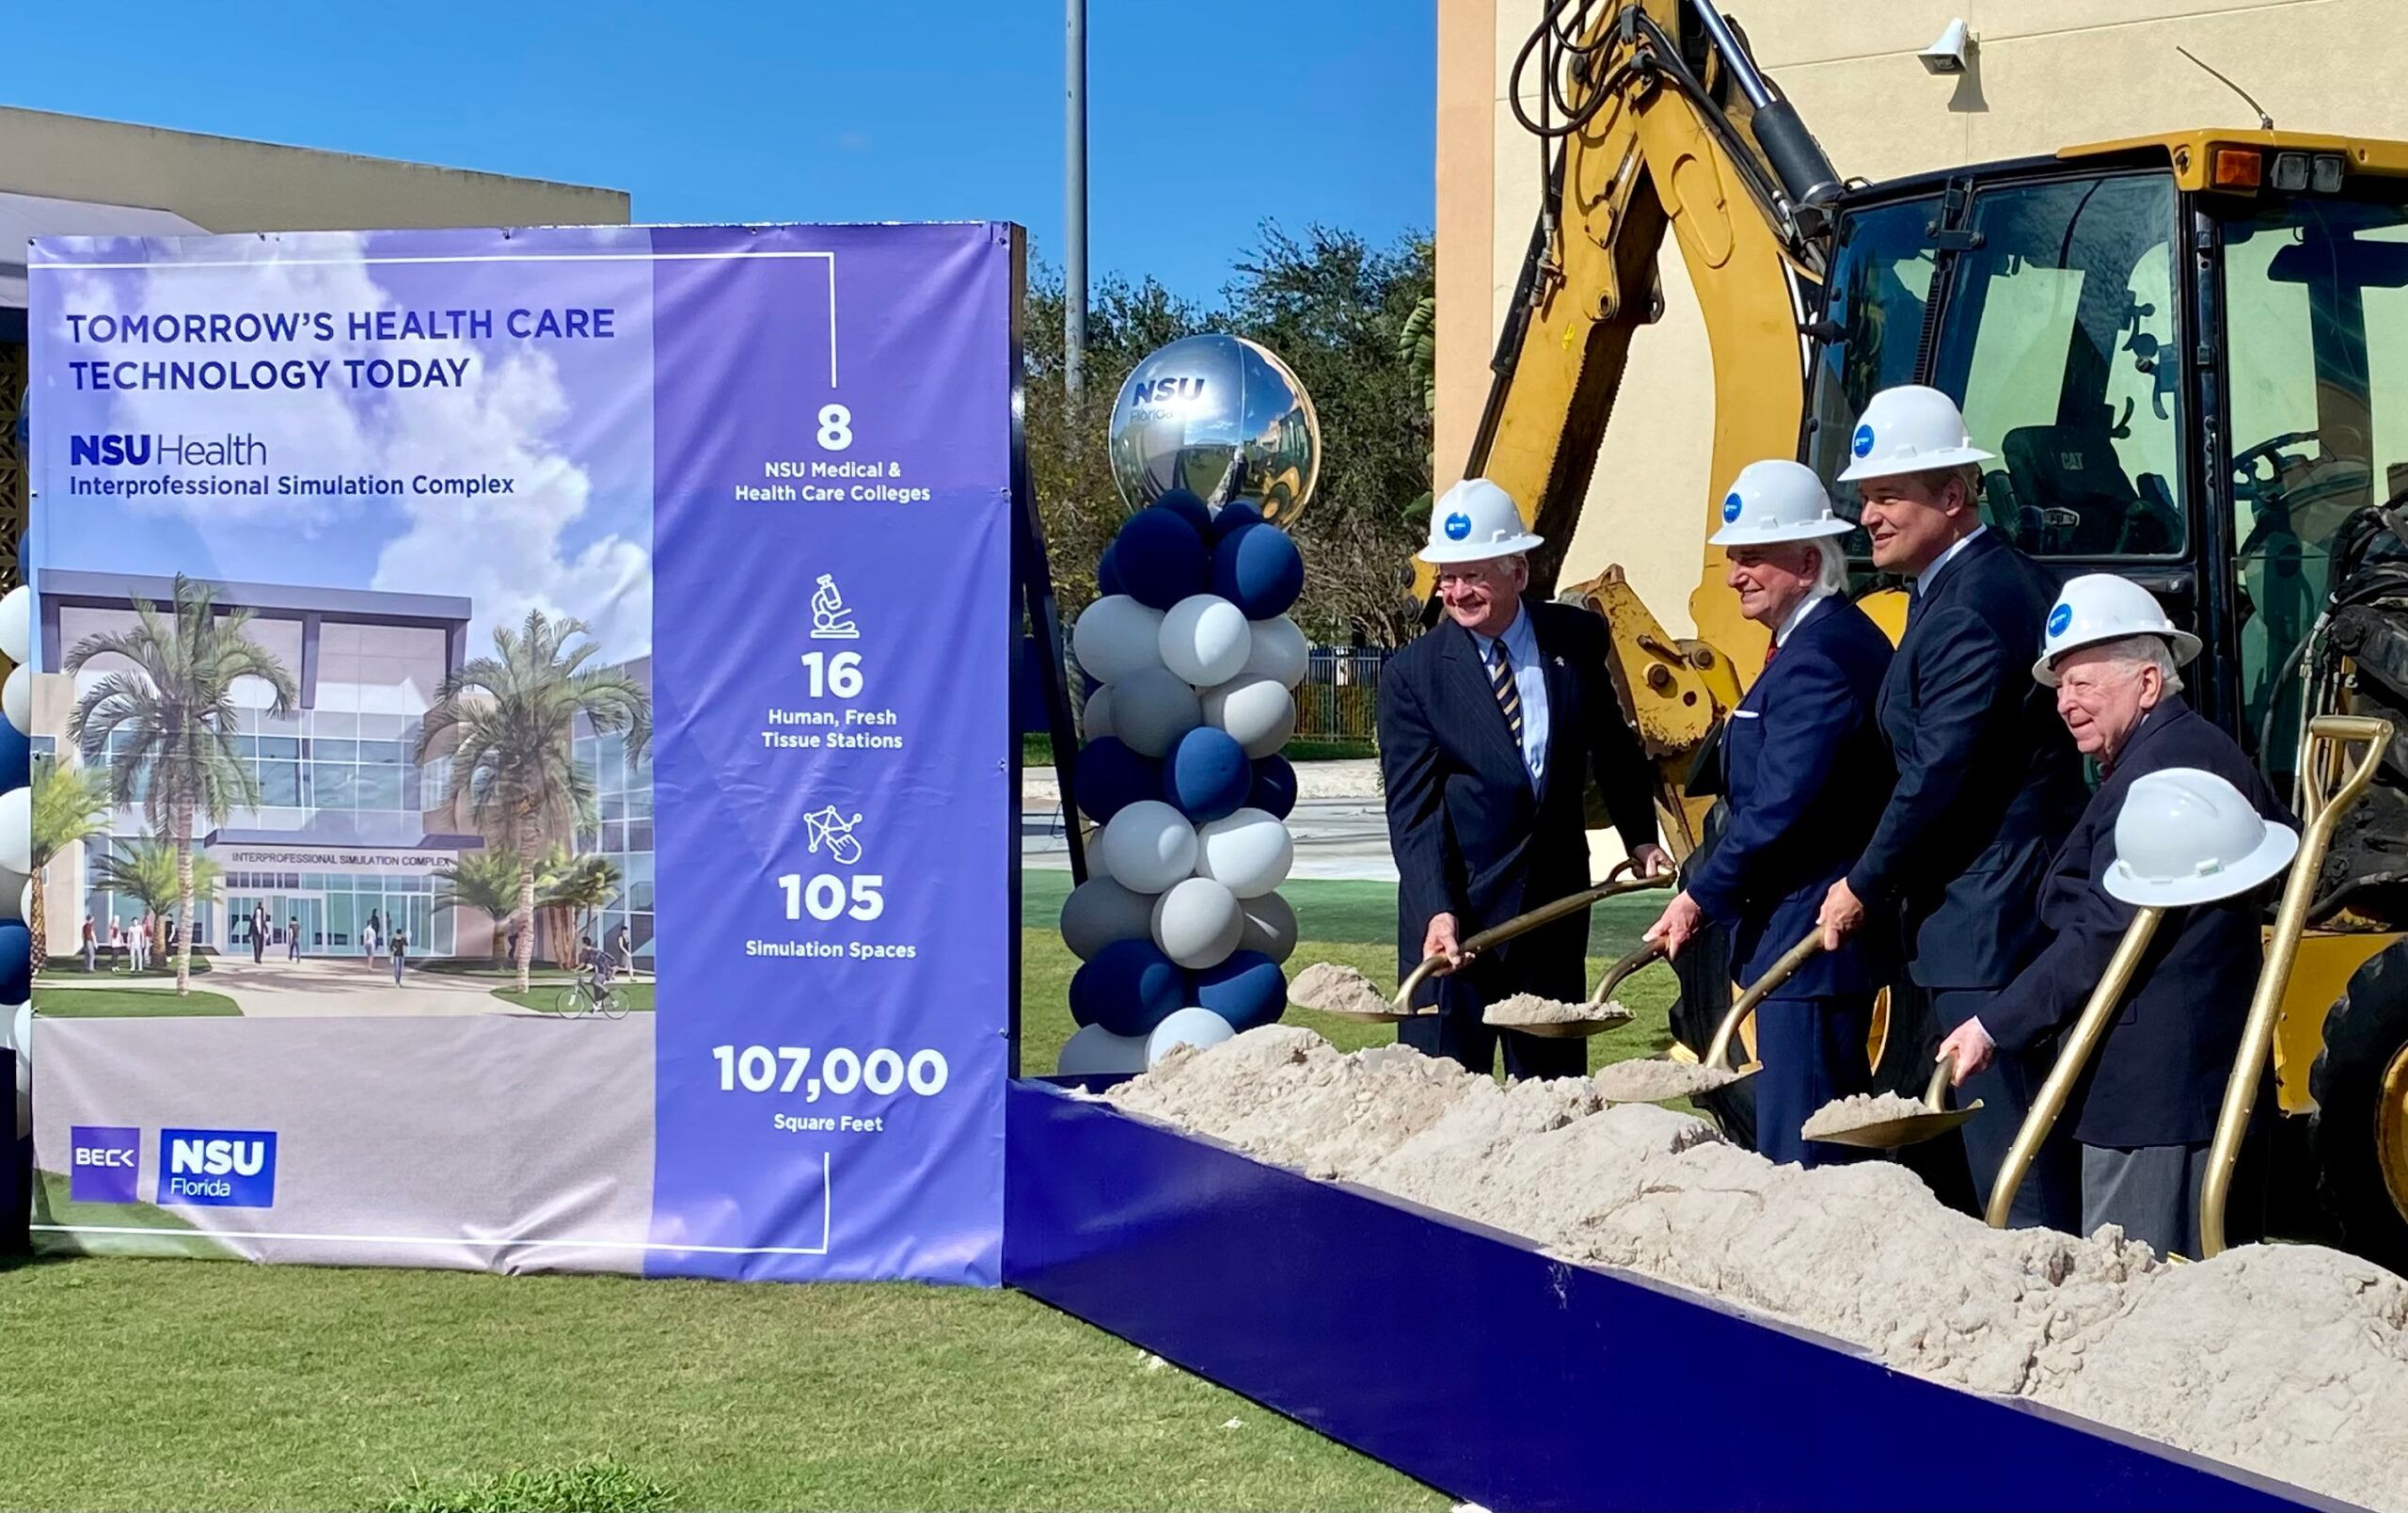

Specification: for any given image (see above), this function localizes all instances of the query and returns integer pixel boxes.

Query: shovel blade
[1806,1101,1983,1151]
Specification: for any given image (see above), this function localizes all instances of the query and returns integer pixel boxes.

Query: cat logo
[2058,451,2085,470]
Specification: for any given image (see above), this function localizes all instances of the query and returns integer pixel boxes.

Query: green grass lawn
[5,869,1677,1511]
[489,981,658,1014]
[31,986,243,1018]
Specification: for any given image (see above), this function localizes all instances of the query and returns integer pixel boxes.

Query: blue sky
[12,1,1435,301]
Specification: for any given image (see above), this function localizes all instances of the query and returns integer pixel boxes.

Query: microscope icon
[810,573,861,641]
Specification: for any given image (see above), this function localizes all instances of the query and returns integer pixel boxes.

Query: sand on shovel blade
[1288,961,1396,1018]
[1483,993,1635,1029]
[1590,1058,1741,1102]
[1106,1026,2408,1513]
[1798,1091,1932,1140]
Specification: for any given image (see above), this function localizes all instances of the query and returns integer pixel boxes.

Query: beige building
[1436,0,2408,633]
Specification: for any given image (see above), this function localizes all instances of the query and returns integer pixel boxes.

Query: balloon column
[1057,335,1319,1076]
[0,584,36,1141]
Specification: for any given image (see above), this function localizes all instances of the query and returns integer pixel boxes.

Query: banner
[24,223,1017,1282]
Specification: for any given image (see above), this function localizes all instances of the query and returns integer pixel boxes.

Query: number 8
[818,404,853,450]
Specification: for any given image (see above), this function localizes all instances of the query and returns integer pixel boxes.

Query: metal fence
[1293,647,1391,743]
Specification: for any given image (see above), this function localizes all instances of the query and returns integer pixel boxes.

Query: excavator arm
[1451,0,1840,852]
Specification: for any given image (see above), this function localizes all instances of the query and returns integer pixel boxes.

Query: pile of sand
[1106,1027,2408,1511]
[1591,1059,1743,1103]
[1288,963,1395,1018]
[1798,1091,1934,1140]
[1481,993,1632,1028]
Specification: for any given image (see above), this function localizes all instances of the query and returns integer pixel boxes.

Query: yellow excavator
[1459,0,2408,1267]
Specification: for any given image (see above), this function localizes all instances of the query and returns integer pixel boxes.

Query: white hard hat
[1708,459,1854,547]
[2033,573,2204,686]
[1836,385,1996,483]
[1420,478,1544,565]
[2104,767,2298,908]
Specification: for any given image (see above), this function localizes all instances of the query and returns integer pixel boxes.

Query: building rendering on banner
[32,571,654,966]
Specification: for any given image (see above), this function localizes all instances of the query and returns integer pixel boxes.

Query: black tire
[2308,937,2408,1275]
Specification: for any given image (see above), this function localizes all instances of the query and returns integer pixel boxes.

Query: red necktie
[1763,639,1780,672]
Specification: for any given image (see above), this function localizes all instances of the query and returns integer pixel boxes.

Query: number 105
[778,873,884,920]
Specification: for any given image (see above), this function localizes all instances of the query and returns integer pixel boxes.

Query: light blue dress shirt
[1916,523,1988,597]
[1470,605,1549,787]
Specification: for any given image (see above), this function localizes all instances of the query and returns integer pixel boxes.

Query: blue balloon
[1247,754,1299,820]
[1164,726,1252,823]
[1194,949,1285,1032]
[1113,506,1209,611]
[0,921,30,1004]
[1210,499,1263,540]
[1096,543,1126,598]
[1151,488,1212,536]
[0,717,29,790]
[1212,522,1305,618]
[1070,938,1188,1037]
[1075,737,1163,823]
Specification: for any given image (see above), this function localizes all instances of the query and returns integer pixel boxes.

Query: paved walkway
[114,955,525,1018]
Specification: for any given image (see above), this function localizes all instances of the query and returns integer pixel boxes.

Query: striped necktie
[1490,640,1523,746]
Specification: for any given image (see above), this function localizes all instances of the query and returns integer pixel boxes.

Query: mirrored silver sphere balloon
[1108,334,1320,526]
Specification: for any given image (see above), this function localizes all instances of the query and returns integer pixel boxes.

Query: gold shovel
[1496,938,1671,1040]
[1806,1047,1986,1150]
[1313,870,1675,1025]
[1697,929,1830,1082]
[2200,714,2390,1257]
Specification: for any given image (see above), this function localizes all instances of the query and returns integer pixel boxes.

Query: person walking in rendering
[288,916,302,962]
[608,919,633,980]
[390,927,408,986]
[107,916,125,972]
[134,910,153,972]
[81,915,96,973]
[362,913,379,971]
[251,901,269,964]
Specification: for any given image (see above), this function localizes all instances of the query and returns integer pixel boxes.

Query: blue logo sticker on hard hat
[1443,512,1472,541]
[1721,492,1743,523]
[1852,423,1876,458]
[2047,602,2073,639]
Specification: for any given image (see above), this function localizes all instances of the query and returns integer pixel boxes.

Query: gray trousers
[2082,1140,2210,1259]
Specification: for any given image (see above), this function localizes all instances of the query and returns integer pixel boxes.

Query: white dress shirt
[1916,523,1988,597]
[1470,604,1549,786]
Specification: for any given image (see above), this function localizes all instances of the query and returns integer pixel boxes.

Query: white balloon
[1057,1022,1149,1077]
[1059,876,1155,962]
[1149,876,1244,970]
[1158,595,1254,688]
[1071,596,1167,684]
[0,866,24,924]
[1238,890,1299,964]
[1111,667,1203,758]
[0,585,28,666]
[1147,1006,1236,1067]
[8,1000,28,1140]
[0,788,27,876]
[1081,683,1117,744]
[1243,615,1309,689]
[1194,807,1294,899]
[1203,677,1295,759]
[1100,800,1199,893]
[2,665,27,736]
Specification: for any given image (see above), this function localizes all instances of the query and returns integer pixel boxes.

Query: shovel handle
[1590,939,1669,1008]
[1394,871,1674,1012]
[1703,930,1826,1071]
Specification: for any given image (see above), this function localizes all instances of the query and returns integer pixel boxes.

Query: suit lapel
[1441,620,1529,784]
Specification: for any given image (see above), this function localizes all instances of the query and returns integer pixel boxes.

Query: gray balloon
[1060,877,1156,962]
[1150,877,1244,970]
[1237,890,1299,964]
[1109,334,1321,526]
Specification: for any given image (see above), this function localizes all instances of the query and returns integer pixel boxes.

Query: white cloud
[57,235,652,663]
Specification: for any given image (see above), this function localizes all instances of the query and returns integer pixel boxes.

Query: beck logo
[1721,492,1744,523]
[1852,423,1876,458]
[1443,512,1472,541]
[159,1128,277,1207]
[70,1125,141,1203]
[2047,602,2074,639]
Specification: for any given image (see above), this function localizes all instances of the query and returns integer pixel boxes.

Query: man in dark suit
[1644,460,1895,1166]
[1815,386,2088,1227]
[1379,477,1670,1080]
[1939,575,2297,1257]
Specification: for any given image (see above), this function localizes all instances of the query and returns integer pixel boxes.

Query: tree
[89,839,223,962]
[434,847,528,962]
[29,762,112,974]
[66,575,298,995]
[534,845,623,969]
[417,611,647,994]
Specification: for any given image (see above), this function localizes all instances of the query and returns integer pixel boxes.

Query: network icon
[804,804,865,865]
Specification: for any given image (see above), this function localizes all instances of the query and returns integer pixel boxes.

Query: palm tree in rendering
[434,847,530,963]
[417,610,647,994]
[67,575,299,995]
[91,839,225,961]
[29,762,113,974]
[536,845,624,970]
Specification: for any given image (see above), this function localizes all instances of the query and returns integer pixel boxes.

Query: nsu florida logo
[69,1125,141,1203]
[1124,375,1207,410]
[159,1128,278,1207]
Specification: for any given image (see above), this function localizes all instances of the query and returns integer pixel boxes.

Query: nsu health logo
[69,1125,141,1203]
[159,1128,279,1208]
